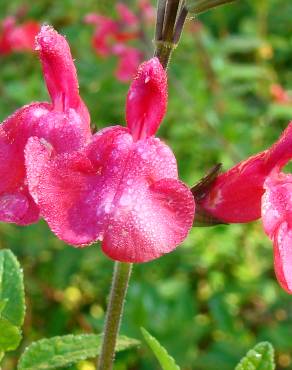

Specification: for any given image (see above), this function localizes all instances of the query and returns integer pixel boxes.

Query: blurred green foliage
[0,0,292,369]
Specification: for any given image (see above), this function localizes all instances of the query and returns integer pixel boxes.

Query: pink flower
[26,58,195,263]
[112,44,141,82]
[84,5,138,58]
[262,171,292,293]
[198,123,292,223]
[0,26,91,225]
[84,13,120,57]
[138,0,156,24]
[0,16,40,55]
[196,122,292,293]
[84,4,143,82]
[116,3,139,27]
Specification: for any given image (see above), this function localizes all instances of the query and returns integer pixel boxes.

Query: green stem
[154,0,188,68]
[97,262,132,370]
[154,40,176,69]
[162,0,180,41]
[186,0,236,14]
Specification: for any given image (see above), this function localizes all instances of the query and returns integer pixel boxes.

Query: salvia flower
[198,123,292,223]
[25,57,195,263]
[84,2,155,82]
[84,14,123,57]
[84,4,138,58]
[138,0,156,24]
[112,44,142,82]
[116,3,139,27]
[196,122,292,293]
[0,16,40,55]
[0,26,91,225]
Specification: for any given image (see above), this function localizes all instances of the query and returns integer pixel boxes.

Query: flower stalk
[97,262,132,370]
[154,0,188,68]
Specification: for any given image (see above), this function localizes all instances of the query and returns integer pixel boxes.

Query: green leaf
[18,334,139,369]
[141,328,180,370]
[0,317,22,352]
[0,249,25,327]
[235,342,275,370]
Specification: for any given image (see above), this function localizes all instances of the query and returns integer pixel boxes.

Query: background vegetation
[1,0,292,369]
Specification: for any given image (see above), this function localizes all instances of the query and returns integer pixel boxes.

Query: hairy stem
[97,262,132,370]
[154,0,189,68]
[154,40,176,68]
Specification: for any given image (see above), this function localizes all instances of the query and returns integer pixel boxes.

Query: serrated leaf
[18,334,139,370]
[0,317,22,352]
[235,342,275,370]
[0,249,25,327]
[141,328,180,370]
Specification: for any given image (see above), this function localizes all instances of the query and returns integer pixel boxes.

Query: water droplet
[104,203,112,214]
[119,194,131,206]
[141,152,148,160]
[121,229,129,237]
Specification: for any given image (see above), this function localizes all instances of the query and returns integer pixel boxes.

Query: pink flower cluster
[0,26,195,263]
[1,23,291,293]
[84,1,154,82]
[0,16,39,55]
[198,123,292,293]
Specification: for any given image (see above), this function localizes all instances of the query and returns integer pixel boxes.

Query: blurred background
[1,0,292,369]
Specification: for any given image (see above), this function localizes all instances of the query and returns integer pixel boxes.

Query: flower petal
[116,3,138,26]
[101,137,194,262]
[0,17,39,55]
[37,150,100,245]
[199,152,269,222]
[35,127,132,245]
[262,172,292,293]
[0,104,50,224]
[0,100,90,225]
[25,137,53,203]
[199,122,292,223]
[36,25,90,125]
[273,223,292,294]
[85,14,119,57]
[0,193,28,223]
[9,21,40,52]
[102,178,195,262]
[126,57,167,141]
[0,125,40,224]
[112,45,141,82]
[266,121,292,170]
